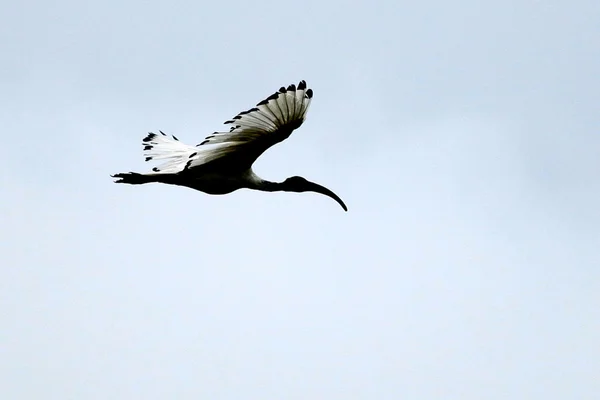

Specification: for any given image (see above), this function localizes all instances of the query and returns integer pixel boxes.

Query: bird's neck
[243,169,284,192]
[255,179,284,192]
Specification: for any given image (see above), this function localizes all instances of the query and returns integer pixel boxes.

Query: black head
[281,176,348,211]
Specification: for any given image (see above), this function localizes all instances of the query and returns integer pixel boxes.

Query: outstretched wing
[142,80,313,174]
[189,80,313,170]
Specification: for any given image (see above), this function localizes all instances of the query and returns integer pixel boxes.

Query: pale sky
[1,1,599,399]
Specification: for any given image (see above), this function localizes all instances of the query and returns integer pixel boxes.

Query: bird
[111,80,347,211]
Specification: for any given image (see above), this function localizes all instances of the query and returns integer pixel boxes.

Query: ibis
[112,80,347,211]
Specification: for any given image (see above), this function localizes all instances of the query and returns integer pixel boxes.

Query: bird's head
[281,176,348,211]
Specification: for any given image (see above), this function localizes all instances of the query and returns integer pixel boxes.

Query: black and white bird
[112,80,347,211]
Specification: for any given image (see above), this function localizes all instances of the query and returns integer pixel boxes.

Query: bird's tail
[142,131,198,173]
[112,131,199,185]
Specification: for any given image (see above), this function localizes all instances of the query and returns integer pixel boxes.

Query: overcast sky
[1,1,599,399]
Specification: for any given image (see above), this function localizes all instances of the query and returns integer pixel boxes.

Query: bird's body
[112,80,347,211]
[128,168,262,195]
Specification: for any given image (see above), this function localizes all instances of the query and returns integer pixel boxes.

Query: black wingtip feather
[306,88,313,98]
[143,133,156,142]
[145,156,152,161]
[298,80,306,90]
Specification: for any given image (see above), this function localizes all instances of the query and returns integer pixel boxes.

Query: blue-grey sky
[1,1,599,399]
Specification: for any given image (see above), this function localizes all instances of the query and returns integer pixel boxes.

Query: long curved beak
[306,182,348,211]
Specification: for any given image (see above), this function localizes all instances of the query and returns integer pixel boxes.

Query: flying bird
[112,80,347,211]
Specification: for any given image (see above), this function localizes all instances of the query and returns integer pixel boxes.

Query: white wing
[142,81,313,174]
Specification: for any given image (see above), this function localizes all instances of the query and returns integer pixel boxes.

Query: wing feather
[187,80,313,170]
[142,80,313,174]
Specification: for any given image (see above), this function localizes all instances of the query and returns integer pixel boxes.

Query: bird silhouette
[112,80,347,211]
